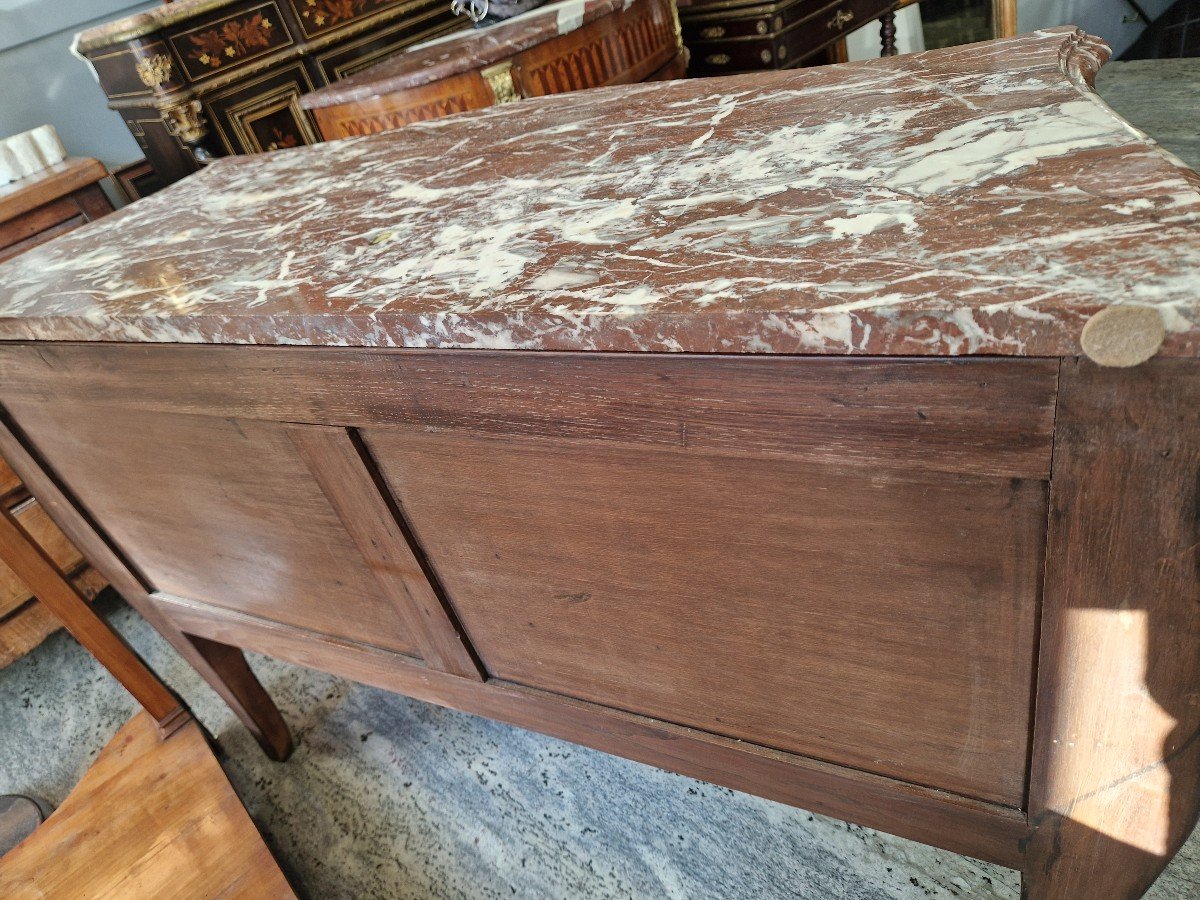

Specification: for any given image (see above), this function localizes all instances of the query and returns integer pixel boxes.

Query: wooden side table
[0,158,114,265]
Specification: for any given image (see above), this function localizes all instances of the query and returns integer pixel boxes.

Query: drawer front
[681,0,820,42]
[687,0,892,72]
[687,35,781,71]
[289,0,406,39]
[4,400,422,658]
[207,63,321,154]
[310,1,464,84]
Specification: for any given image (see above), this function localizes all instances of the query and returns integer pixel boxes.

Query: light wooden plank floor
[0,710,294,899]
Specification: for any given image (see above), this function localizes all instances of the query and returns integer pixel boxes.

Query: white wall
[0,0,157,167]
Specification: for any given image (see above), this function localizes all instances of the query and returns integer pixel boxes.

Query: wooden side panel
[287,425,482,679]
[0,345,1056,808]
[0,346,1058,480]
[4,400,420,658]
[150,589,1031,869]
[0,409,291,759]
[1024,358,1200,899]
[364,427,1046,806]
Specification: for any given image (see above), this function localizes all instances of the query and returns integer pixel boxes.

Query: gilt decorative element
[482,60,520,104]
[135,53,173,88]
[827,9,854,30]
[162,99,207,144]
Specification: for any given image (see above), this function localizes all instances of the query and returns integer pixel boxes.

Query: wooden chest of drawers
[682,0,897,73]
[75,0,470,189]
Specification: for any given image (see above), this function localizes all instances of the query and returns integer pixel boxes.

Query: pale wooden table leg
[0,504,187,736]
[1024,358,1200,898]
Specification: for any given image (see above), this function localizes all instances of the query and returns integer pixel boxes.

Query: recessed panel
[367,429,1044,806]
[7,401,419,657]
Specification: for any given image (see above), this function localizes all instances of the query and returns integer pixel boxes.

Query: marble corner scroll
[0,27,1197,360]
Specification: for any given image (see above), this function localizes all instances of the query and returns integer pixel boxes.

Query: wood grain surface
[0,712,295,898]
[151,588,1030,869]
[1024,358,1200,898]
[0,503,183,727]
[0,346,1058,479]
[4,400,422,658]
[0,455,19,503]
[0,568,106,669]
[288,425,482,678]
[0,158,108,226]
[0,497,85,619]
[0,409,293,760]
[367,427,1045,805]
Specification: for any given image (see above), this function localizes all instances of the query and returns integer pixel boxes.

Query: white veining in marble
[0,28,1197,357]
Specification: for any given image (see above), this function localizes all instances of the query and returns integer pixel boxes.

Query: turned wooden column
[880,11,898,56]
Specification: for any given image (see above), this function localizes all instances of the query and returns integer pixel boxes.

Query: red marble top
[0,28,1197,359]
[302,0,628,109]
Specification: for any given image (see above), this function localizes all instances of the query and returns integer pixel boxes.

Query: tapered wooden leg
[0,412,293,761]
[180,634,293,761]
[1023,359,1200,898]
[0,505,187,737]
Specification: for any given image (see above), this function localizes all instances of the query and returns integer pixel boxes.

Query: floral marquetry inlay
[172,4,291,78]
[191,14,272,68]
[294,0,396,36]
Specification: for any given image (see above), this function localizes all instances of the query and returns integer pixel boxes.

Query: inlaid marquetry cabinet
[681,0,898,73]
[76,0,468,189]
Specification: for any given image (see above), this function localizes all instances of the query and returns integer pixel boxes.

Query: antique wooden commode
[74,0,468,188]
[301,0,689,138]
[0,29,1195,898]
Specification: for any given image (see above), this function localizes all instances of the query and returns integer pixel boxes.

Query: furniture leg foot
[179,634,294,761]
